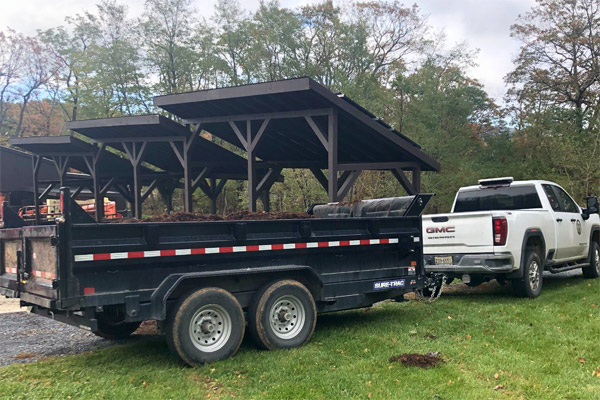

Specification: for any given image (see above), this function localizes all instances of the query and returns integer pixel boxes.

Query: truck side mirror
[586,196,599,214]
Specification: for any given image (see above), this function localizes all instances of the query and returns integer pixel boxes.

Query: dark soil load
[224,210,312,220]
[389,352,444,369]
[110,210,312,223]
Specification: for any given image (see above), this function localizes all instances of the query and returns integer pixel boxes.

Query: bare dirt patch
[389,352,444,369]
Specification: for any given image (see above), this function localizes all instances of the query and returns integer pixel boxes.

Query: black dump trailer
[0,189,432,365]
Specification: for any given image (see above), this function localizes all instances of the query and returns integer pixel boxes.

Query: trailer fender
[150,265,324,320]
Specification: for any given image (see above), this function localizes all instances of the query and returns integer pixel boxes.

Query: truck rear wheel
[165,288,245,366]
[94,310,141,339]
[248,280,316,350]
[582,241,600,279]
[512,250,543,298]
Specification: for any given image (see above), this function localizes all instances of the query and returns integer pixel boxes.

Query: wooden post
[247,120,257,212]
[32,156,41,225]
[327,110,338,202]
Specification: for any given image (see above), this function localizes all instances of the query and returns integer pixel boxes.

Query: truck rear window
[454,185,543,212]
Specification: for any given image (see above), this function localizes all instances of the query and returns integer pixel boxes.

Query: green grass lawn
[1,274,599,400]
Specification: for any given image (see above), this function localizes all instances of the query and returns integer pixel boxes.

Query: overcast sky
[0,0,536,103]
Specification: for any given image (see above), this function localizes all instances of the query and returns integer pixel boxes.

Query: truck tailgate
[422,212,494,255]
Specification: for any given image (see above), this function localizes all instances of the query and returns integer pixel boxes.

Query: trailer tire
[248,280,316,350]
[165,287,244,366]
[582,241,600,279]
[512,250,543,298]
[94,313,141,339]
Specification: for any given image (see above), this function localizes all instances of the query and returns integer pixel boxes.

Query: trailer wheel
[248,280,316,350]
[165,288,244,366]
[582,241,600,278]
[94,314,141,340]
[512,250,543,298]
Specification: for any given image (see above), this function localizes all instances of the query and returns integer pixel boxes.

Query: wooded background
[1,0,598,215]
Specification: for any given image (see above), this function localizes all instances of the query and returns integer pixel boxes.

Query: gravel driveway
[0,311,117,367]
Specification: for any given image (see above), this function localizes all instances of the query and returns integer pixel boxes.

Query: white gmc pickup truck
[423,177,600,298]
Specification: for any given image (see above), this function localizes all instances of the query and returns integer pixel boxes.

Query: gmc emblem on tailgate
[426,226,455,234]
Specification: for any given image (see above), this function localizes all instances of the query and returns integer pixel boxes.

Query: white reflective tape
[111,252,128,260]
[413,237,420,242]
[34,271,41,277]
[72,235,400,263]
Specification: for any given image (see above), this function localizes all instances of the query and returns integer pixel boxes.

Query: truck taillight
[60,191,64,214]
[493,217,507,246]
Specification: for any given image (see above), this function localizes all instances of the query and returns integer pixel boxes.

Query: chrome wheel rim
[269,295,305,339]
[189,304,232,352]
[529,261,540,291]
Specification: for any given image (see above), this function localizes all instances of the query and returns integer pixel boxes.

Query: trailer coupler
[415,273,446,303]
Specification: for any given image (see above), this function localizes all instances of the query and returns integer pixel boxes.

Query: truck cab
[423,178,600,298]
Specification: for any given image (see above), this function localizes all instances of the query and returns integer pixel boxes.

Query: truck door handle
[556,218,563,222]
[570,219,577,222]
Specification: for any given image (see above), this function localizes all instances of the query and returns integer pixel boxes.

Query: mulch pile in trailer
[113,210,313,223]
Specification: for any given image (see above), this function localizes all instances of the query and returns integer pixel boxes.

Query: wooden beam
[185,108,333,125]
[310,168,328,191]
[304,116,328,150]
[337,170,361,200]
[391,168,417,195]
[141,179,159,202]
[337,162,420,171]
[249,119,270,151]
[229,120,248,149]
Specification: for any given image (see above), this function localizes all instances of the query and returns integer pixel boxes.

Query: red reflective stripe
[75,237,397,262]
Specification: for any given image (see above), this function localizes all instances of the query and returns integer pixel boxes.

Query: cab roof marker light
[478,177,514,188]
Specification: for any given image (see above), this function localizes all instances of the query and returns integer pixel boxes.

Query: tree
[507,0,600,131]
[507,0,600,199]
[0,30,26,134]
